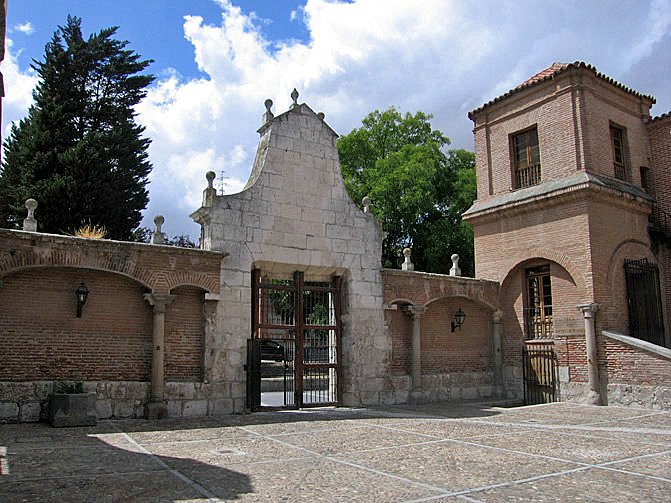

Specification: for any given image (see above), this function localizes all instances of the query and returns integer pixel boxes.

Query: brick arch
[387,298,415,307]
[605,238,654,288]
[0,248,156,289]
[497,246,588,295]
[424,293,497,313]
[167,272,219,294]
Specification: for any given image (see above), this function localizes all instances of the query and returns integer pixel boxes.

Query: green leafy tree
[0,16,154,239]
[338,107,476,275]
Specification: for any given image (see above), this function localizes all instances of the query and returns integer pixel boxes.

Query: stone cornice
[463,172,652,224]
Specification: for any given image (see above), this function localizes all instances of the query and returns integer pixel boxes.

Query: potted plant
[48,381,97,427]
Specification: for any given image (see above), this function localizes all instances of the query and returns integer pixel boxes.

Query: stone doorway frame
[248,269,342,410]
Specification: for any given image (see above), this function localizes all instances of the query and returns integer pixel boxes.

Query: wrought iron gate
[624,258,665,347]
[522,343,559,405]
[247,269,341,411]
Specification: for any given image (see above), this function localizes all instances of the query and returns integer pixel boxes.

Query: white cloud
[3,0,670,238]
[1,38,39,137]
[13,22,34,35]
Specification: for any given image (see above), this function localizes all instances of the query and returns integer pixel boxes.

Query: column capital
[577,302,599,318]
[402,304,426,318]
[492,309,503,323]
[144,293,176,313]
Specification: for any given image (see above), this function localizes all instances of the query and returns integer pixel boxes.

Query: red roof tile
[469,61,655,120]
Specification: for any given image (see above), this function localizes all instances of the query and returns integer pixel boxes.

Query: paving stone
[2,403,670,502]
[466,467,671,502]
[0,471,206,503]
[461,429,670,464]
[183,457,439,502]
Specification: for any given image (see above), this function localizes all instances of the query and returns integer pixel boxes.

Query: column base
[146,401,168,419]
[584,390,602,406]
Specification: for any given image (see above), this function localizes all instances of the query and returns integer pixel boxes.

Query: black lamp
[451,307,466,332]
[76,282,89,317]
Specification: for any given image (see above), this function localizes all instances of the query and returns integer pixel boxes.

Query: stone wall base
[561,381,671,410]
[0,380,244,423]
[390,371,497,405]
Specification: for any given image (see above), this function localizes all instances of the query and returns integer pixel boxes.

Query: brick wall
[470,68,652,203]
[421,297,492,374]
[647,114,671,343]
[0,229,223,421]
[387,309,410,374]
[0,267,153,381]
[600,335,671,385]
[165,285,205,380]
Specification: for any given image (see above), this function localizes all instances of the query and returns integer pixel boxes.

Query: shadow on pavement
[0,422,254,502]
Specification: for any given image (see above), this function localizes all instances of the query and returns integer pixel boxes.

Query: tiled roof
[469,61,656,119]
[516,62,569,89]
[649,111,671,123]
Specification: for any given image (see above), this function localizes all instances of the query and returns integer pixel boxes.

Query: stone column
[577,303,601,405]
[144,293,175,417]
[403,305,426,390]
[491,309,504,394]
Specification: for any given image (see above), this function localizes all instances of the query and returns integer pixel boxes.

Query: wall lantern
[451,307,466,332]
[75,282,89,317]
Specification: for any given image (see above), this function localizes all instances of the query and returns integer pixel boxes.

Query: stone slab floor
[1,402,669,502]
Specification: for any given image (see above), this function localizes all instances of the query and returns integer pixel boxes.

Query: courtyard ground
[0,401,669,502]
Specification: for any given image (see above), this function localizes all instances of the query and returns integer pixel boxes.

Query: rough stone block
[0,383,14,401]
[113,400,135,418]
[165,382,195,400]
[183,400,208,418]
[126,382,149,400]
[167,400,183,418]
[109,383,128,400]
[96,399,113,419]
[0,402,19,420]
[209,398,234,416]
[19,402,41,422]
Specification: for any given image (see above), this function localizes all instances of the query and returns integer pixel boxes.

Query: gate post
[577,302,601,405]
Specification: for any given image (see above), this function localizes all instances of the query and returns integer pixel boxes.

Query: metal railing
[515,163,542,189]
[614,161,627,181]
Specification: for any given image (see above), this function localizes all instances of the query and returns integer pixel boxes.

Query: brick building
[464,62,671,407]
[2,64,670,422]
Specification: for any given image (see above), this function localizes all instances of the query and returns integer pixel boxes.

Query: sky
[3,0,671,239]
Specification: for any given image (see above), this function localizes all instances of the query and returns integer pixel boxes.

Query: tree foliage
[338,107,476,275]
[0,16,154,240]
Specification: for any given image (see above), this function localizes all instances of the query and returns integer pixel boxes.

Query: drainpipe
[577,303,601,405]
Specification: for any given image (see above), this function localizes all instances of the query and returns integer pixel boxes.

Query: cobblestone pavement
[1,402,670,502]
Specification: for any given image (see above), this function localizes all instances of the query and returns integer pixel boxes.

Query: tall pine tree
[0,16,154,239]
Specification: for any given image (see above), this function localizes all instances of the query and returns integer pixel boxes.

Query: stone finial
[290,88,299,109]
[317,112,325,120]
[263,98,274,124]
[206,171,216,188]
[203,171,217,207]
[23,199,38,232]
[152,215,165,244]
[362,196,372,213]
[402,247,414,271]
[450,253,461,276]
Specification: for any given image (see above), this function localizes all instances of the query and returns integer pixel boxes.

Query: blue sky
[3,0,671,239]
